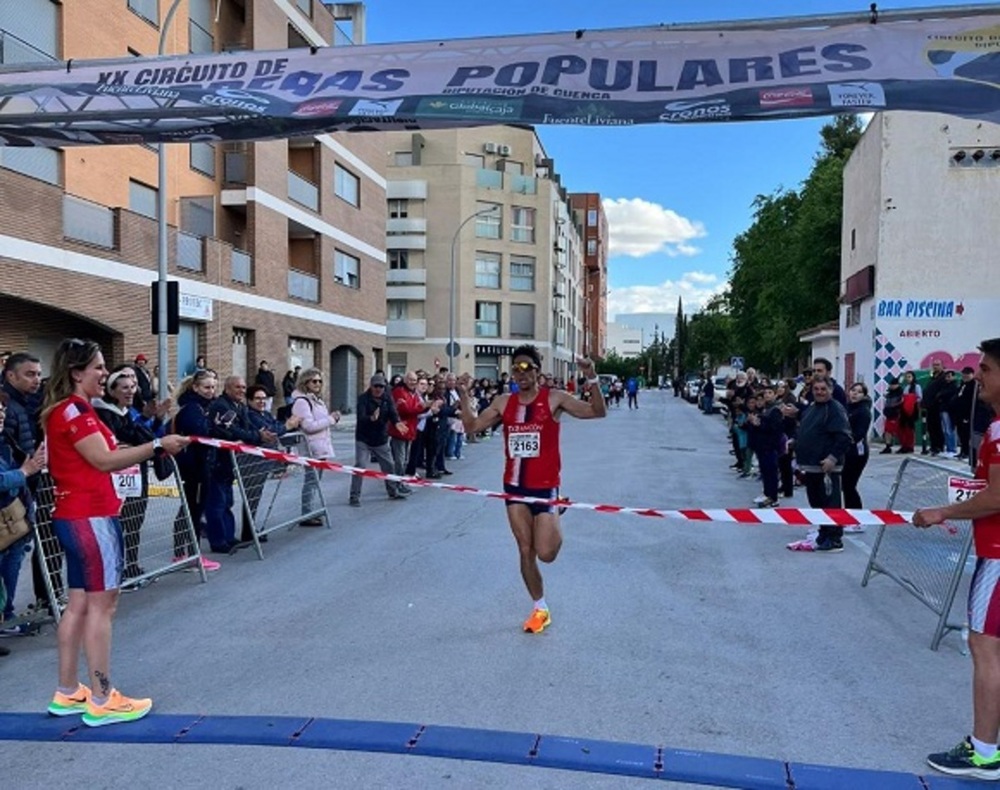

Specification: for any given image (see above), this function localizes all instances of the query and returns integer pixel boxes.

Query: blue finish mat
[0,712,992,788]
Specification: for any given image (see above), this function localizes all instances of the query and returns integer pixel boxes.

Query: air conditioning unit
[483,142,497,154]
[498,144,511,157]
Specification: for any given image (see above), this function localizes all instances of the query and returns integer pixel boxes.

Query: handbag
[0,497,30,552]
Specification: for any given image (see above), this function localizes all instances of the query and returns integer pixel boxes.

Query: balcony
[386,235,427,250]
[386,217,426,234]
[387,180,428,200]
[176,231,204,272]
[387,319,427,338]
[63,194,115,249]
[231,249,253,284]
[288,269,319,302]
[288,170,319,212]
[510,174,537,195]
[386,285,427,301]
[476,169,503,190]
[386,268,427,285]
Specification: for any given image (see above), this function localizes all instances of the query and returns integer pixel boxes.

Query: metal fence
[4,457,205,633]
[231,433,330,559]
[861,456,976,650]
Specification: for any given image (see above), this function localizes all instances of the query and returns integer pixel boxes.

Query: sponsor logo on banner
[293,98,343,117]
[659,97,731,122]
[418,97,520,117]
[828,81,887,107]
[349,98,404,117]
[759,87,814,108]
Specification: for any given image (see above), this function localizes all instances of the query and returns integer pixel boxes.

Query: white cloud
[607,272,727,318]
[602,197,706,258]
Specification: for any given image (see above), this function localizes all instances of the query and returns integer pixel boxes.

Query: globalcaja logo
[759,87,814,108]
[828,82,886,108]
[348,98,405,117]
[418,98,521,117]
[658,97,731,122]
[293,98,343,117]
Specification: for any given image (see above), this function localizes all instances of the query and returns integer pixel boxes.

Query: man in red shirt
[458,345,606,634]
[915,337,1000,780]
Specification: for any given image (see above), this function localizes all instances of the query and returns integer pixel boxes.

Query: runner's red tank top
[502,388,561,488]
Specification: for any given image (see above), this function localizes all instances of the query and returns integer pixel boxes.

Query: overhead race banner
[1,14,999,145]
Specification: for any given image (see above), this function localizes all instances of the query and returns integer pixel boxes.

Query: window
[475,302,500,337]
[587,208,597,226]
[393,151,413,166]
[501,160,524,175]
[587,239,597,256]
[190,142,215,177]
[475,202,501,239]
[510,304,535,339]
[388,199,408,218]
[128,0,158,26]
[846,301,862,327]
[334,249,360,289]
[510,256,535,291]
[475,251,501,289]
[511,206,535,243]
[189,0,214,53]
[334,164,359,207]
[129,179,158,220]
[851,228,856,250]
[179,196,214,237]
[464,153,485,168]
[388,250,409,270]
[388,300,408,320]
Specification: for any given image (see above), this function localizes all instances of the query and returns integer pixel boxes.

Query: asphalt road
[0,390,977,788]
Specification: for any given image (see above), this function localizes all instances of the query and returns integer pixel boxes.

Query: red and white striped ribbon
[190,436,917,527]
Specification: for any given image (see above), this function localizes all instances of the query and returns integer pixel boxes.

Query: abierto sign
[1,13,999,145]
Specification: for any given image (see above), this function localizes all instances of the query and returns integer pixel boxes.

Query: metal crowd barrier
[7,457,206,631]
[861,456,976,651]
[231,432,330,559]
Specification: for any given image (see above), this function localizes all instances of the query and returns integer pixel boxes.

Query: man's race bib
[949,476,986,504]
[113,465,142,499]
[508,431,540,458]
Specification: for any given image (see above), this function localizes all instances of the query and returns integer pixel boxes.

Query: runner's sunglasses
[512,361,538,372]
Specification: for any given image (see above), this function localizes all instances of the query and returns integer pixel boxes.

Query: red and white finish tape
[190,437,917,528]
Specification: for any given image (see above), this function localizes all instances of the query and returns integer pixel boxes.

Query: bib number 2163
[508,432,540,458]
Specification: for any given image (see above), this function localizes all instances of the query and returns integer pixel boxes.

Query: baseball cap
[370,373,387,386]
[135,354,148,363]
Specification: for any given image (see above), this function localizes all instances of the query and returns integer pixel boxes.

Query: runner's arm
[914,463,1000,525]
[554,382,606,420]
[459,381,505,435]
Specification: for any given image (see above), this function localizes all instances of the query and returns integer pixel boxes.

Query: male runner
[914,338,1000,780]
[457,345,606,634]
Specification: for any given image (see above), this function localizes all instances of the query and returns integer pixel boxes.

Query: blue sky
[364,0,977,318]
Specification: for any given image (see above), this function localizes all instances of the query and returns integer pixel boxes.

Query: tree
[725,115,863,373]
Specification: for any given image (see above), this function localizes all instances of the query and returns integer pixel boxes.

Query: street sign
[445,342,461,358]
[730,356,745,370]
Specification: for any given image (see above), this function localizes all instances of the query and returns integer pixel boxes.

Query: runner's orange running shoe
[82,688,152,727]
[47,683,91,716]
[522,608,551,634]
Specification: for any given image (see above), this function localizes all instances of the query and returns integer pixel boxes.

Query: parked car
[684,377,702,403]
[712,375,731,415]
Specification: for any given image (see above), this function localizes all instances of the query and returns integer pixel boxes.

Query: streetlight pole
[155,0,185,400]
[448,206,498,372]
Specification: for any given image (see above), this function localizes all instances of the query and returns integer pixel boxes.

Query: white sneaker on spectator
[753,494,769,504]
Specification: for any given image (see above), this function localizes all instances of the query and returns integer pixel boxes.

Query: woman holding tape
[42,339,187,727]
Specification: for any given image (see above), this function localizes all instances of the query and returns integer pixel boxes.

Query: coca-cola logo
[293,99,343,117]
[759,87,814,108]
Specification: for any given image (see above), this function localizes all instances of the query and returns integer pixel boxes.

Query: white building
[839,111,1000,430]
[606,321,643,359]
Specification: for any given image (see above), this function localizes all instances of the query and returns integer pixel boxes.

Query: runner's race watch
[152,438,165,457]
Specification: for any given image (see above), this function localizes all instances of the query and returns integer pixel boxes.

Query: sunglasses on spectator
[512,361,538,372]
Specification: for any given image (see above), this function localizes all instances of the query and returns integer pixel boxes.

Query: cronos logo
[659,97,732,122]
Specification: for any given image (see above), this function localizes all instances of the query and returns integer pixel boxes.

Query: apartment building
[380,126,584,383]
[569,192,608,359]
[0,0,382,412]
